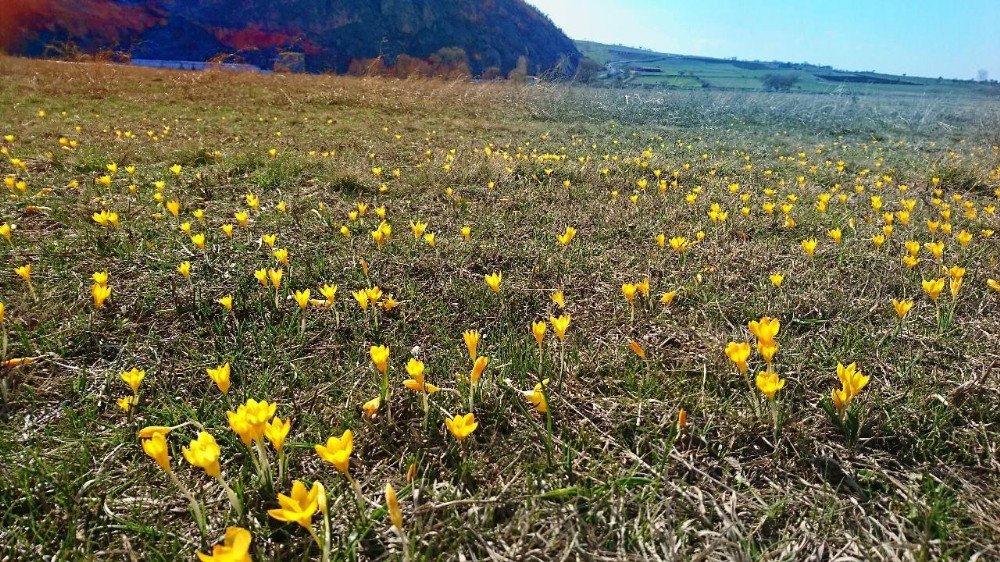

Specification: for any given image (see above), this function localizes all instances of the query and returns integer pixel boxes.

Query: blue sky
[528,0,999,79]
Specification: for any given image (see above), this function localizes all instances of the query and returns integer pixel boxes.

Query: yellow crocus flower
[92,284,112,309]
[470,356,489,383]
[182,431,222,478]
[724,342,751,374]
[922,278,945,302]
[557,226,577,246]
[120,368,145,394]
[463,330,480,361]
[531,321,547,345]
[891,298,914,319]
[551,290,565,308]
[197,527,252,562]
[315,429,353,474]
[801,238,817,256]
[370,345,390,374]
[206,363,231,394]
[755,370,786,399]
[385,483,403,530]
[14,264,31,281]
[485,272,502,293]
[267,268,283,289]
[294,289,311,310]
[141,431,172,473]
[265,417,291,453]
[549,314,571,341]
[445,412,478,441]
[621,283,638,302]
[523,379,549,413]
[748,316,780,344]
[410,221,428,238]
[267,481,320,528]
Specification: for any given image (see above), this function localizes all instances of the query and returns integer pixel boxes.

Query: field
[1,55,1000,560]
[577,40,1000,97]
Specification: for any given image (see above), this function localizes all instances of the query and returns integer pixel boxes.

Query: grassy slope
[1,57,1000,560]
[577,40,1000,96]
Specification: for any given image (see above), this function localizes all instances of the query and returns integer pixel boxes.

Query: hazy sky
[528,0,999,79]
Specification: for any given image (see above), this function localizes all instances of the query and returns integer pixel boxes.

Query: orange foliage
[213,26,297,52]
[0,0,157,51]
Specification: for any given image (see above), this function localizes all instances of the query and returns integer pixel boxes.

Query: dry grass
[1,56,999,560]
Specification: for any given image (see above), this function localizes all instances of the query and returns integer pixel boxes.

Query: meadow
[1,56,1000,560]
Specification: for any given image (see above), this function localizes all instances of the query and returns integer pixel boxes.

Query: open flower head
[755,370,786,399]
[315,429,353,474]
[724,342,751,373]
[207,363,231,394]
[892,298,914,319]
[265,417,291,453]
[523,379,549,413]
[141,430,171,473]
[182,431,222,478]
[267,480,320,529]
[557,226,577,246]
[403,358,439,393]
[836,362,870,398]
[445,412,478,441]
[748,316,780,344]
[120,368,145,394]
[227,399,277,445]
[294,289,311,310]
[197,527,253,562]
[370,345,390,374]
[550,314,571,341]
[15,264,31,281]
[463,330,480,361]
[362,396,381,419]
[485,272,502,293]
[922,278,945,302]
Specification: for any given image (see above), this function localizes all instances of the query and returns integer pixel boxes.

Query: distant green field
[577,40,1000,97]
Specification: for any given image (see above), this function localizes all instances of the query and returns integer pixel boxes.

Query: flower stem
[347,473,366,514]
[168,471,206,543]
[216,474,244,518]
[395,527,411,562]
[254,438,274,489]
[321,507,332,562]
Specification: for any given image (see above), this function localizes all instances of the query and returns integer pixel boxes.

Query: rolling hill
[576,40,1000,96]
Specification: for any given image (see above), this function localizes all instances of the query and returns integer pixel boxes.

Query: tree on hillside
[573,57,604,84]
[391,54,433,78]
[508,55,529,83]
[347,56,387,77]
[429,47,471,79]
[761,73,798,91]
[480,66,502,80]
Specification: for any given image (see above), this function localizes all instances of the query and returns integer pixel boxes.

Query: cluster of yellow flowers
[831,362,869,415]
[91,270,111,310]
[3,107,1000,560]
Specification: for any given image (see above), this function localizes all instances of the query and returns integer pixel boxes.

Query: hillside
[577,40,1000,96]
[0,0,581,75]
